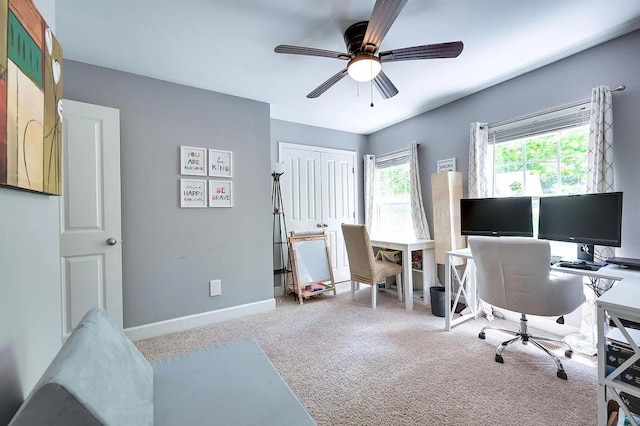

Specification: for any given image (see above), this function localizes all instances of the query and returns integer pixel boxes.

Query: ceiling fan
[274,0,464,100]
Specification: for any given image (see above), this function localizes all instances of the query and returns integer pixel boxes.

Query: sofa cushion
[152,337,315,426]
[10,308,153,426]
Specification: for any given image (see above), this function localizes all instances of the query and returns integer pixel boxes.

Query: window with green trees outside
[374,161,412,237]
[494,125,589,197]
[493,124,589,256]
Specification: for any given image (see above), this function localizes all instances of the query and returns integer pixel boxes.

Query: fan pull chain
[370,58,374,107]
[370,79,374,107]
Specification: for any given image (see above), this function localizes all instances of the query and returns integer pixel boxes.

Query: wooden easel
[287,232,337,304]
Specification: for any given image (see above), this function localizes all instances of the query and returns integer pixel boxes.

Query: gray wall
[63,62,273,327]
[270,119,368,223]
[368,30,640,257]
[0,1,62,424]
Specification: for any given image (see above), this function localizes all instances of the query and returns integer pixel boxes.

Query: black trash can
[429,286,446,317]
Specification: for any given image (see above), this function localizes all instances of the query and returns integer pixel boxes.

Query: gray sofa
[9,308,315,425]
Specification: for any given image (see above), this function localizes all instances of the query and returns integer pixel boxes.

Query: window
[373,151,412,237]
[489,102,590,257]
[493,125,589,197]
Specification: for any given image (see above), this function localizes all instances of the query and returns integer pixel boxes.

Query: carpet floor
[136,283,598,425]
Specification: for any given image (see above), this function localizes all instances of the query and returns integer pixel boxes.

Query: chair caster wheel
[495,354,504,363]
[557,370,567,380]
[479,332,486,339]
[564,350,573,358]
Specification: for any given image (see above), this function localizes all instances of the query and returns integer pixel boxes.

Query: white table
[442,249,640,424]
[444,248,479,330]
[370,236,435,311]
[595,266,640,426]
[443,249,635,331]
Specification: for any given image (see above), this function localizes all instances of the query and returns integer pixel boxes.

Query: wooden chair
[341,224,403,308]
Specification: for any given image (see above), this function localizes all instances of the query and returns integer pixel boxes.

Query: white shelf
[597,272,640,425]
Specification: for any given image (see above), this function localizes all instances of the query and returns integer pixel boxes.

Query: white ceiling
[55,0,640,135]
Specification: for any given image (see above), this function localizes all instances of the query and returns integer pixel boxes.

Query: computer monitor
[460,196,533,237]
[537,192,623,247]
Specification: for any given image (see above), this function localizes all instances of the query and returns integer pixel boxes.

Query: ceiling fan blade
[274,45,350,60]
[373,70,398,99]
[307,68,349,98]
[361,0,408,53]
[379,41,464,62]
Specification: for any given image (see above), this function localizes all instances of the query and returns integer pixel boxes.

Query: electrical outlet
[209,279,221,297]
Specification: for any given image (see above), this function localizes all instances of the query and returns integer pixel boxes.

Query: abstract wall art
[1,0,63,195]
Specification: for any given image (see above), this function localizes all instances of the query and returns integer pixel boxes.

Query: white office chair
[468,236,586,379]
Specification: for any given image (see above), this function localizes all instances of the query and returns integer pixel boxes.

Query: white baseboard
[124,299,276,341]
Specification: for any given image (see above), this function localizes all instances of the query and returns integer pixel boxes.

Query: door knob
[106,238,118,246]
[323,224,328,227]
[317,224,322,228]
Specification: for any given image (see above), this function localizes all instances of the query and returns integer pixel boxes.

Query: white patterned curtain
[468,122,494,318]
[588,85,616,268]
[409,142,431,239]
[364,154,376,232]
[468,123,490,198]
[568,85,615,356]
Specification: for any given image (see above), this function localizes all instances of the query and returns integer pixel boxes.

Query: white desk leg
[403,248,413,310]
[423,248,435,286]
[597,304,607,426]
[445,253,451,331]
[421,248,429,297]
[467,260,477,316]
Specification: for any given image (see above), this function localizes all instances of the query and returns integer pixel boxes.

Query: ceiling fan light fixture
[347,55,381,82]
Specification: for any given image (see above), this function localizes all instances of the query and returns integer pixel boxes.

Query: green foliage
[494,126,588,196]
[377,164,410,199]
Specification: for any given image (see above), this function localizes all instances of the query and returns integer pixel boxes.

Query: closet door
[280,146,323,233]
[321,151,355,282]
[279,143,356,283]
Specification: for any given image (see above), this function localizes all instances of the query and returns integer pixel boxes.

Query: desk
[596,266,640,426]
[443,248,640,424]
[370,236,435,311]
[443,249,632,331]
[444,248,479,330]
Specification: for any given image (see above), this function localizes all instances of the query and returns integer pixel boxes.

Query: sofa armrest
[10,308,153,426]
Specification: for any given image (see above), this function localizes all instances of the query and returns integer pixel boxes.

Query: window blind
[489,101,590,144]
[376,150,409,169]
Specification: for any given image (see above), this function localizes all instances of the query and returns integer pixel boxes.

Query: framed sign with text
[180,179,207,208]
[180,146,207,176]
[437,158,456,173]
[208,149,232,178]
[209,180,232,207]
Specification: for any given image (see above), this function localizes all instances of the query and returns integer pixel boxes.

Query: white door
[279,143,356,283]
[60,100,122,338]
[321,152,355,282]
[280,147,322,233]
